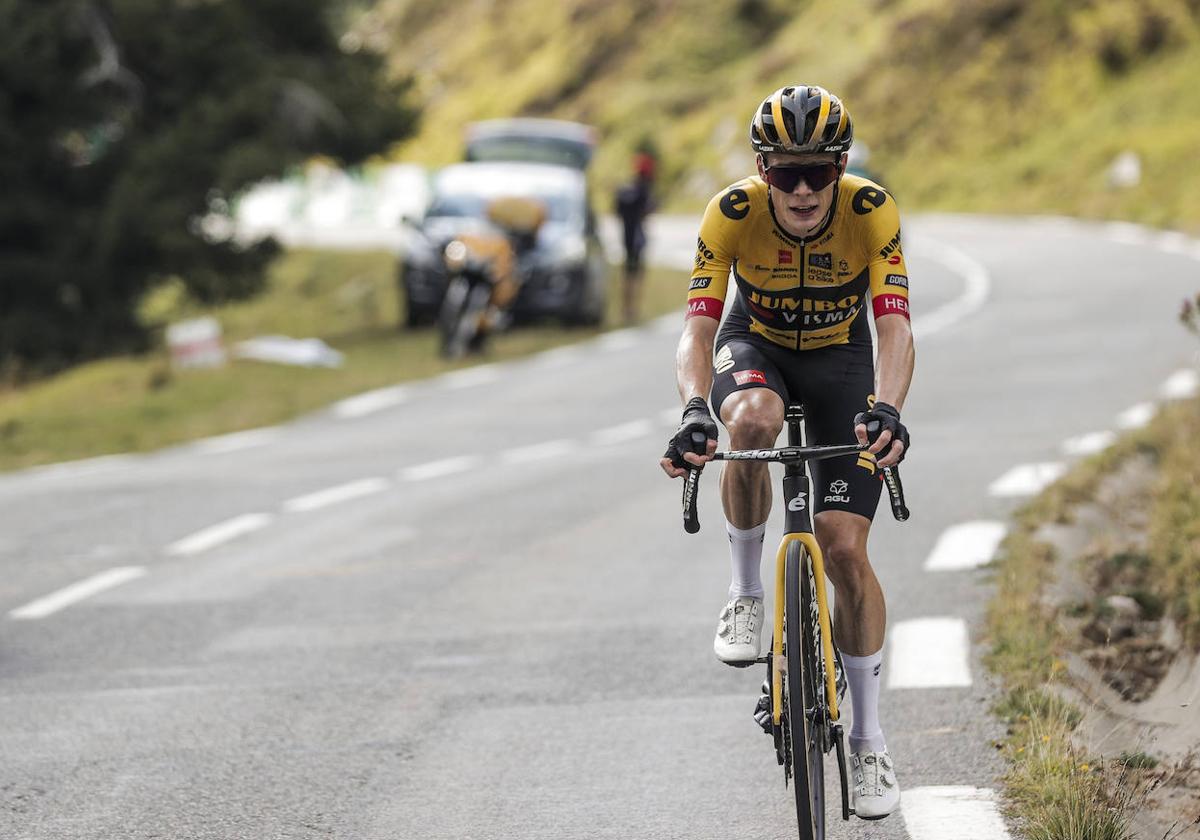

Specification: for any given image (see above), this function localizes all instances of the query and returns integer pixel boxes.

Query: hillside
[352,0,1200,227]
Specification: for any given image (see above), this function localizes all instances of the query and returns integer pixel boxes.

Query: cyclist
[659,85,913,820]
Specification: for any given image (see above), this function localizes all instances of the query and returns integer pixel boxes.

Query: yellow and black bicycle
[680,403,908,840]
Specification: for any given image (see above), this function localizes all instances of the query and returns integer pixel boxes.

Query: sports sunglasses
[763,162,842,193]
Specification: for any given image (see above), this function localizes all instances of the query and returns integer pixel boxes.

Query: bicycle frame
[770,407,839,728]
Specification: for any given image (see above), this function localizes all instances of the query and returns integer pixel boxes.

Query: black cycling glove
[663,397,718,470]
[853,401,910,463]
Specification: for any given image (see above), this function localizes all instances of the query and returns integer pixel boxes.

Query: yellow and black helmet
[749,85,854,155]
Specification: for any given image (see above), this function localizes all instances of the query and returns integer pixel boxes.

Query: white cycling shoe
[713,596,763,666]
[850,749,900,820]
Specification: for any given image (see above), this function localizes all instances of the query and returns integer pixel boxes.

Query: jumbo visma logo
[748,291,862,327]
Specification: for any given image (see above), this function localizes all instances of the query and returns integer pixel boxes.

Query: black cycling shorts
[710,336,882,521]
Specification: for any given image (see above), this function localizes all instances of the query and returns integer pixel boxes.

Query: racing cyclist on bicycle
[659,85,914,820]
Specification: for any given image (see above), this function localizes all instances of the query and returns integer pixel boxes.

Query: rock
[1105,594,1144,619]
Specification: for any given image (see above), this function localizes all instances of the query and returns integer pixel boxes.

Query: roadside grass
[986,398,1200,838]
[0,250,687,472]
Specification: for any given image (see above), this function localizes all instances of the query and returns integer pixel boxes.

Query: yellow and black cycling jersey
[686,173,910,351]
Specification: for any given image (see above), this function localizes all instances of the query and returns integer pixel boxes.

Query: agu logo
[825,478,851,505]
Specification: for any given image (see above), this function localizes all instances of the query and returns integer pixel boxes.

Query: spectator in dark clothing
[615,152,657,324]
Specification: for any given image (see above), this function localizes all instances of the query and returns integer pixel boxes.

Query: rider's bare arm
[660,315,721,478]
[859,313,914,467]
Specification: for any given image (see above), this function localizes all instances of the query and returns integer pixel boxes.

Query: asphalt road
[2,214,1199,839]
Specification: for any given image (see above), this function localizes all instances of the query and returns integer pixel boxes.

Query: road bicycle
[680,403,908,840]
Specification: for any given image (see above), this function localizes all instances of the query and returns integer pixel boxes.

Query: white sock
[726,521,766,599]
[843,649,886,753]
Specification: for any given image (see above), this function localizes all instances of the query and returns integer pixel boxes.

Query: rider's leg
[719,388,785,566]
[815,510,887,753]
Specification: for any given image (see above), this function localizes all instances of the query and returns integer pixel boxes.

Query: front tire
[786,540,825,839]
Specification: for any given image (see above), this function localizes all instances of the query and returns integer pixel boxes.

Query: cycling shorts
[709,336,882,521]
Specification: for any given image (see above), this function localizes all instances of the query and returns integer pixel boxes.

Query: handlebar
[681,442,909,533]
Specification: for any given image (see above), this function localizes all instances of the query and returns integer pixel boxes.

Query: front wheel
[785,540,825,839]
[439,277,491,359]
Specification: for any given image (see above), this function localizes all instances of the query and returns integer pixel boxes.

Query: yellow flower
[1079,764,1090,772]
[1041,735,1051,742]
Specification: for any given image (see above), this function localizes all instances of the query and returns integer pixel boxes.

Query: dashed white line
[988,462,1066,497]
[399,455,482,482]
[902,786,1011,840]
[10,567,148,620]
[439,364,503,390]
[888,617,972,689]
[1062,430,1117,457]
[165,513,274,557]
[1117,401,1156,429]
[501,439,573,465]
[591,419,654,447]
[282,477,391,513]
[192,427,281,454]
[924,521,1007,572]
[1162,369,1199,400]
[332,386,410,419]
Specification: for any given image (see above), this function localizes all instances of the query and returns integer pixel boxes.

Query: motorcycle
[437,197,545,359]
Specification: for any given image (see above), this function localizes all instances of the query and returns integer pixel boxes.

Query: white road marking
[902,786,1011,840]
[165,513,274,557]
[282,477,391,513]
[888,617,973,689]
[909,239,991,339]
[595,328,640,351]
[501,439,573,465]
[192,427,281,454]
[1162,369,1199,400]
[331,386,409,419]
[439,364,503,390]
[1117,401,1156,429]
[1062,430,1117,456]
[590,419,654,447]
[924,521,1007,572]
[10,567,148,620]
[988,462,1066,497]
[399,455,482,482]
[1105,221,1152,246]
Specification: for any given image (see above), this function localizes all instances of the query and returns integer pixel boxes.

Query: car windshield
[426,187,578,225]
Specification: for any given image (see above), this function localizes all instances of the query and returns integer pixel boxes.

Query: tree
[0,0,416,376]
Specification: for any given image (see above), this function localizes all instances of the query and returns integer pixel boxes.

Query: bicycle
[679,402,909,840]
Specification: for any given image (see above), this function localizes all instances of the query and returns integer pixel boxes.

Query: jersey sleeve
[864,193,911,321]
[686,189,740,321]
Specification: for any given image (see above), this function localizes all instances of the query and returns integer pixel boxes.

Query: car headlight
[547,233,587,265]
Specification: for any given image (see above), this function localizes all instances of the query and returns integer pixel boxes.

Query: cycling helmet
[750,85,853,155]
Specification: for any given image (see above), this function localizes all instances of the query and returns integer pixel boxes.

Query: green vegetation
[986,397,1200,838]
[1,0,414,376]
[353,0,1200,229]
[0,250,687,472]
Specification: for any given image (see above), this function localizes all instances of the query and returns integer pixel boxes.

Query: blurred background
[4,0,1199,467]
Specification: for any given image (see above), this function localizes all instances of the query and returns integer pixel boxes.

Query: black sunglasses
[763,162,842,193]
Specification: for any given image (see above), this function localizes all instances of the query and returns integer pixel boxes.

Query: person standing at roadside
[615,151,657,324]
